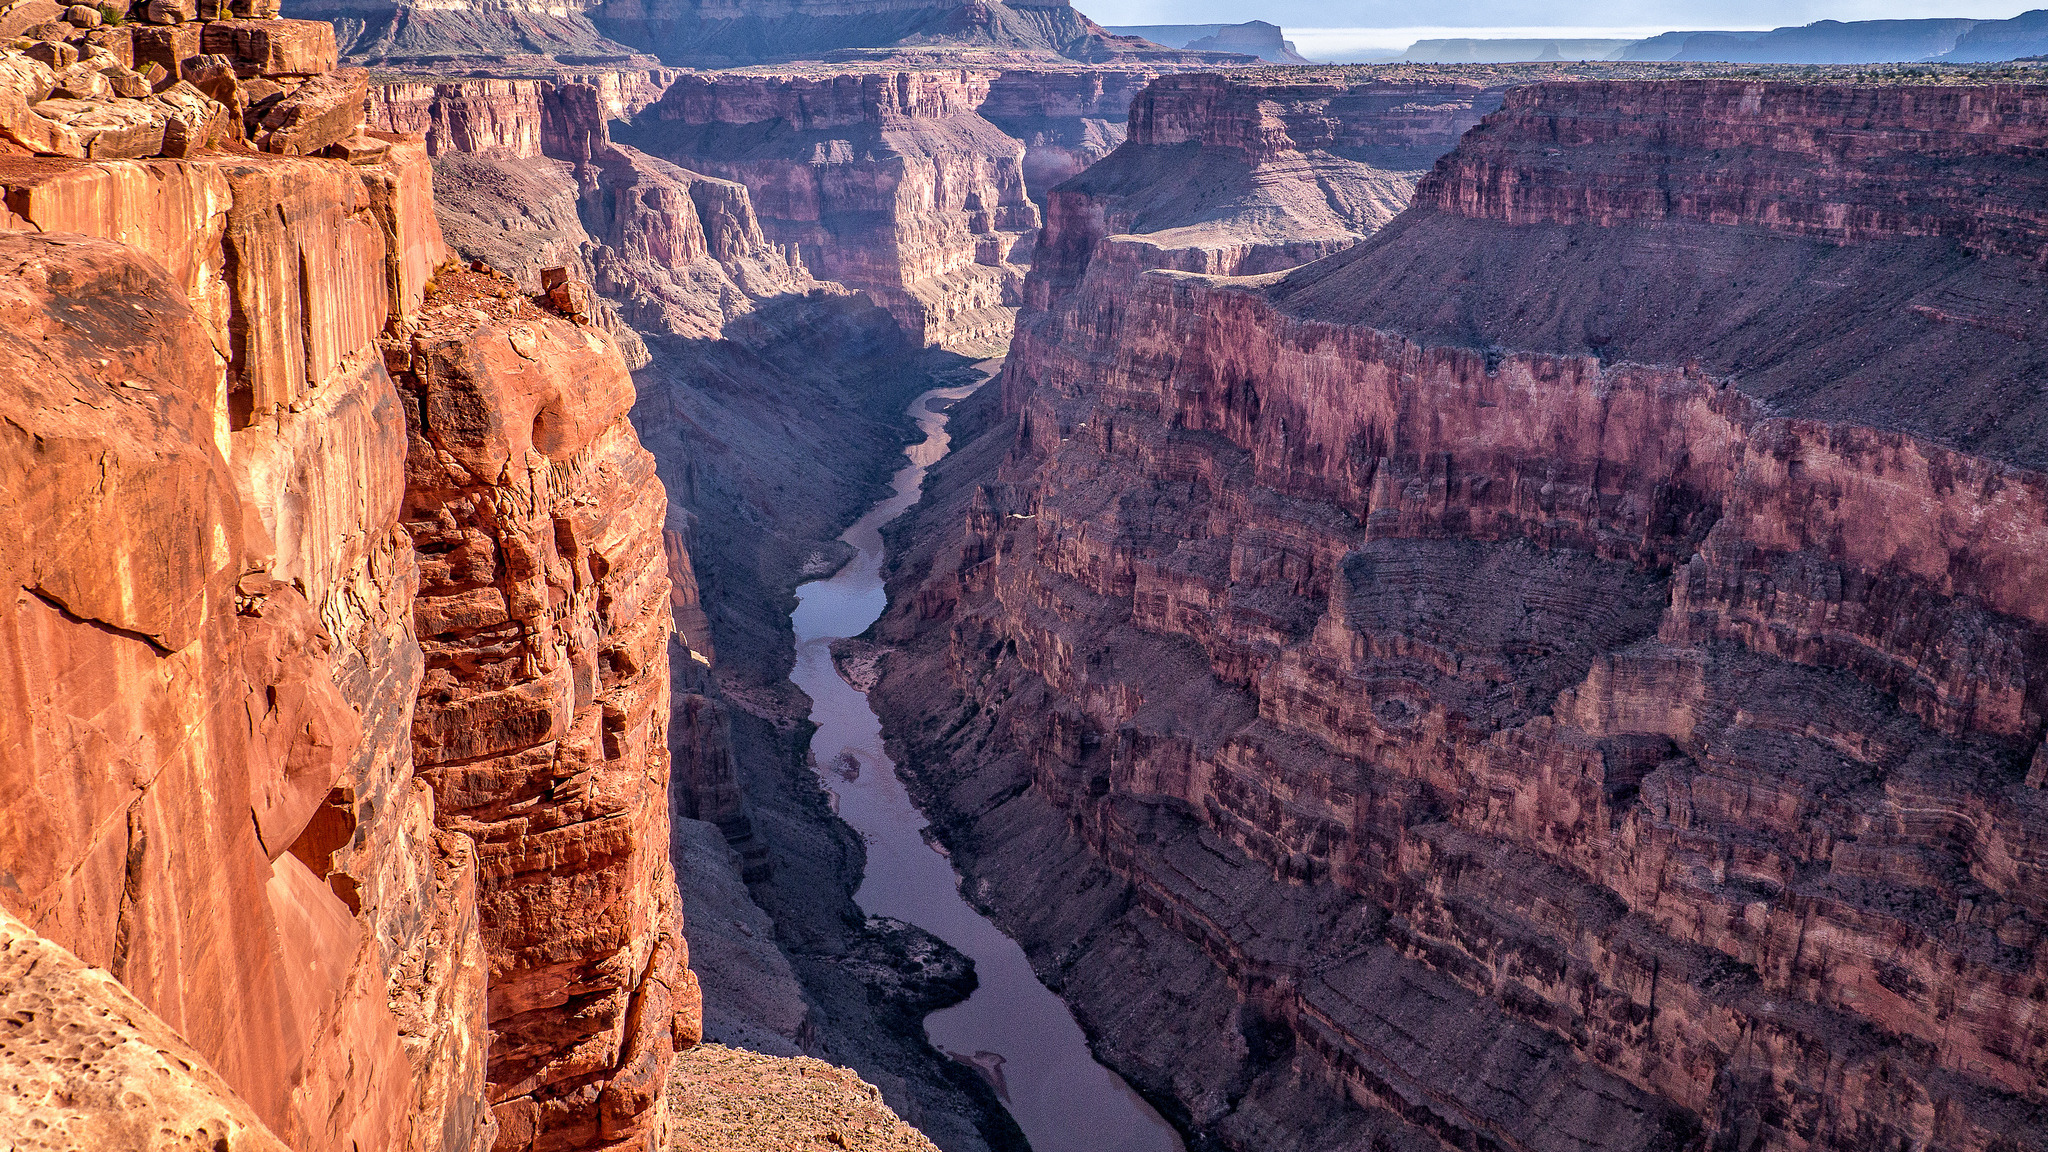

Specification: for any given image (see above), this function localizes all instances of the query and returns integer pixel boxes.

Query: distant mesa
[285,0,1257,69]
[1316,10,2048,65]
[1102,21,1312,64]
[1377,38,1638,63]
[1621,10,2048,64]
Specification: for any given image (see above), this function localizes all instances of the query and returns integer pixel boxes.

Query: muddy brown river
[788,364,1184,1152]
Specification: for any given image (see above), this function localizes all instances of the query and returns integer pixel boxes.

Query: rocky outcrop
[669,1043,942,1152]
[873,77,2048,1152]
[373,74,812,359]
[370,70,681,157]
[0,905,296,1152]
[1021,72,1508,316]
[1103,21,1312,65]
[0,44,694,1152]
[0,124,493,1150]
[387,265,696,1151]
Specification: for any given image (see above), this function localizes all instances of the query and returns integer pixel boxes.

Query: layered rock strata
[618,68,1039,350]
[0,45,695,1152]
[873,78,2048,1151]
[616,65,1168,350]
[1022,72,1509,310]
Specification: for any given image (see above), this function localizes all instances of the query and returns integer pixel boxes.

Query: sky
[1083,1,2041,35]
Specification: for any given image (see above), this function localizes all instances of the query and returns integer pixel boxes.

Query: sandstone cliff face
[1,135,485,1152]
[1,39,693,1152]
[874,78,2048,1152]
[388,268,696,1151]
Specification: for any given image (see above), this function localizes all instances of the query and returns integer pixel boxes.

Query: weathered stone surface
[0,228,419,1152]
[0,1,66,39]
[391,268,693,1152]
[145,0,199,24]
[0,905,294,1152]
[0,129,490,1152]
[875,76,2048,1152]
[131,22,204,78]
[667,1044,941,1152]
[258,65,367,153]
[202,17,339,74]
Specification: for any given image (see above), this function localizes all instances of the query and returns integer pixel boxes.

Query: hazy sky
[1084,1,2040,30]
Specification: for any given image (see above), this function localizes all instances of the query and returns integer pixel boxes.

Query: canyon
[3,4,2047,1151]
[869,72,2048,1152]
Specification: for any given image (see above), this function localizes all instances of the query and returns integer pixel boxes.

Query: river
[787,364,1184,1152]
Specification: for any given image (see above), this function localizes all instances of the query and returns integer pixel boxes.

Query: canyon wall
[613,64,1164,350]
[1,22,693,1152]
[873,77,2048,1151]
[380,63,1178,354]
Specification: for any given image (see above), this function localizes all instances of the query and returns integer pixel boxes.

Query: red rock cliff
[0,22,692,1152]
[875,77,2048,1152]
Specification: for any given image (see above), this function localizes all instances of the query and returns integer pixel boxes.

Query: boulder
[0,88,79,154]
[323,130,386,165]
[63,4,98,27]
[22,39,77,68]
[257,65,362,155]
[0,1,65,38]
[200,19,334,76]
[131,22,200,77]
[46,58,107,98]
[0,49,56,102]
[143,0,195,23]
[81,26,129,68]
[97,61,150,98]
[32,95,167,157]
[154,77,228,154]
[180,49,235,102]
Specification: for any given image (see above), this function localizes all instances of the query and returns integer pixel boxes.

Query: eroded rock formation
[873,76,2048,1151]
[0,32,696,1152]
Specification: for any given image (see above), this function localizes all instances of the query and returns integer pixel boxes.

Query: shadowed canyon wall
[0,22,694,1152]
[872,76,2048,1151]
